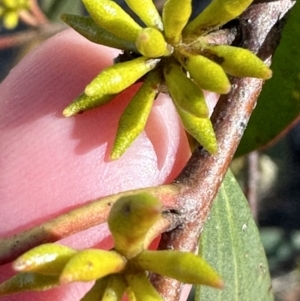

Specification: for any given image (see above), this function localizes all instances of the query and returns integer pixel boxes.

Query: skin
[0,29,192,301]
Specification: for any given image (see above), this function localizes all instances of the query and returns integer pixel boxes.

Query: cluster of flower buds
[62,0,272,159]
[0,193,223,300]
[0,0,29,29]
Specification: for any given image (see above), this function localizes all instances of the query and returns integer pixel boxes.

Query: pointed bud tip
[60,13,67,22]
[264,69,272,79]
[223,84,231,94]
[62,107,75,117]
[214,278,224,289]
[59,273,74,285]
[13,259,27,271]
[110,151,121,161]
[208,144,218,155]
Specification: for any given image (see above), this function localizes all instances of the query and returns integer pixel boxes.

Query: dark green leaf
[196,170,273,301]
[236,1,300,156]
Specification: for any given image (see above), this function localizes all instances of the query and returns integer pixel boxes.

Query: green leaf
[236,1,300,156]
[196,170,273,301]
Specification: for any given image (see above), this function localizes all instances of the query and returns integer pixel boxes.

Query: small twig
[0,185,179,265]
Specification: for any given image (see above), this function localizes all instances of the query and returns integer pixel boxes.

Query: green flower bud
[201,45,272,79]
[135,28,171,58]
[63,93,115,117]
[108,193,162,259]
[162,0,192,44]
[82,0,142,42]
[102,275,127,301]
[80,278,108,301]
[13,243,76,275]
[126,286,137,301]
[125,0,163,30]
[3,10,18,29]
[183,0,253,38]
[3,0,17,9]
[85,57,160,97]
[61,14,137,52]
[111,70,161,160]
[135,250,224,288]
[176,47,231,94]
[163,60,209,118]
[175,104,217,154]
[126,272,163,301]
[0,7,5,17]
[60,249,126,283]
[0,273,59,296]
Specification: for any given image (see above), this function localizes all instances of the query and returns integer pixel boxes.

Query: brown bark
[152,1,295,300]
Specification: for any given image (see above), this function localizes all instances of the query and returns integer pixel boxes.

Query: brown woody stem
[151,1,295,300]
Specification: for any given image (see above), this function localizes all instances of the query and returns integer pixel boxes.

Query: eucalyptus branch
[152,1,295,300]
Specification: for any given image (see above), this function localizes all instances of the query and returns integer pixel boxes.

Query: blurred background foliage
[1,1,300,300]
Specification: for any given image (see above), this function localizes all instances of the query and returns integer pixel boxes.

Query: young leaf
[196,170,273,301]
